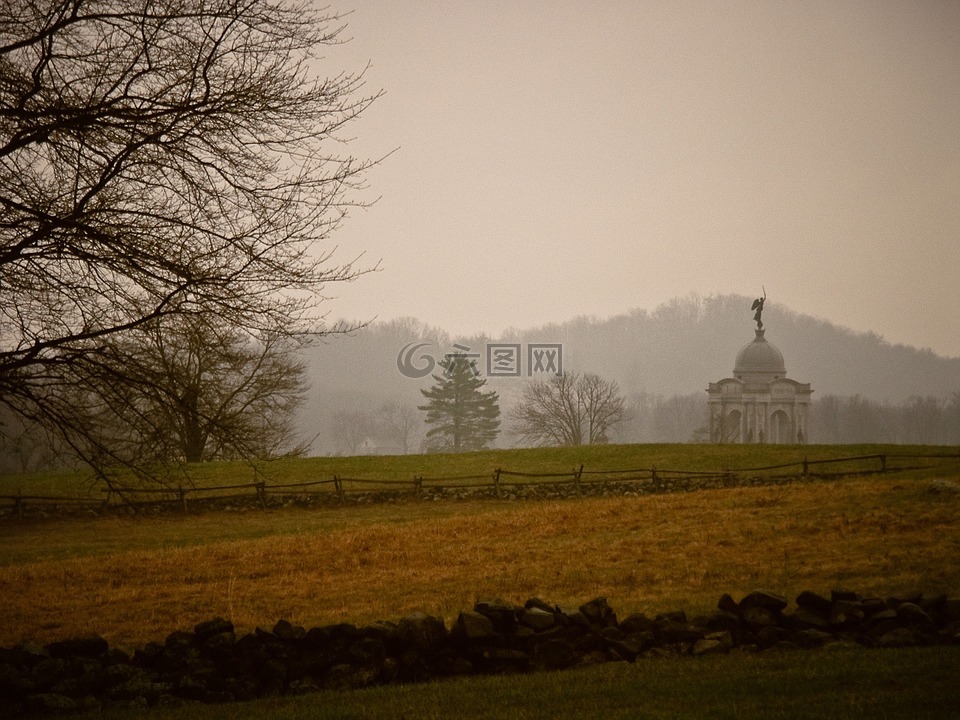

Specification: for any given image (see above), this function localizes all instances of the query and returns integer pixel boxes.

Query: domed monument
[707,290,812,444]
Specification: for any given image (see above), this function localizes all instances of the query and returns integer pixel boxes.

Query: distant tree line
[609,391,960,446]
[4,383,958,472]
[810,392,960,445]
[611,392,711,444]
[329,402,423,457]
[321,381,959,455]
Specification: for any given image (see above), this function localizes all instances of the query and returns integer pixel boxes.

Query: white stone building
[707,328,812,444]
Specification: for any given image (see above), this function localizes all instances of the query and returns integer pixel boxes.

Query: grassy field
[1,443,959,719]
[1,444,959,648]
[85,647,960,720]
[4,443,956,498]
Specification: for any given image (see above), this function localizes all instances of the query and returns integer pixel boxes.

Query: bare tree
[903,395,944,445]
[617,391,708,443]
[0,405,61,474]
[579,373,628,444]
[330,409,376,456]
[948,391,960,445]
[74,317,308,469]
[511,371,625,447]
[377,400,420,454]
[0,0,378,474]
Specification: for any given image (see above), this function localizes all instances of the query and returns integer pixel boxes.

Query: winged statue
[751,287,766,330]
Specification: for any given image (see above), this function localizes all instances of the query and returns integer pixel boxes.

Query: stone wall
[3,588,959,716]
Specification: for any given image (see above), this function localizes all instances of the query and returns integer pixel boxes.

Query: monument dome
[707,292,812,444]
[734,329,786,381]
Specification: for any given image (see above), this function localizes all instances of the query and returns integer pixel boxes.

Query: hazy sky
[321,0,960,358]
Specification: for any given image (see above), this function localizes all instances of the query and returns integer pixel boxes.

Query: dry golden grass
[1,475,959,650]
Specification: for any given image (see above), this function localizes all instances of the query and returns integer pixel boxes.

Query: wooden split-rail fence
[2,450,959,516]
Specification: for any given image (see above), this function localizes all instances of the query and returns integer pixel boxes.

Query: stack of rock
[2,589,958,716]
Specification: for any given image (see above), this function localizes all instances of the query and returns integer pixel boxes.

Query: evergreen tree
[418,353,500,451]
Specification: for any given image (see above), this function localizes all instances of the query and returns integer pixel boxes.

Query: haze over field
[324,0,960,358]
[3,1,958,476]
[303,294,960,454]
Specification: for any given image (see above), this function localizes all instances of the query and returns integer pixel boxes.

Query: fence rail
[3,449,958,515]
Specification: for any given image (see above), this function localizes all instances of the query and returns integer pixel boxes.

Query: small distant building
[356,437,407,456]
[707,306,812,444]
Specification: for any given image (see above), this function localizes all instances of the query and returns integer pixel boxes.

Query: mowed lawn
[1,460,959,650]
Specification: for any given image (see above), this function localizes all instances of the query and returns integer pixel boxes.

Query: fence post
[493,468,501,499]
[178,484,188,513]
[14,489,23,518]
[651,466,658,491]
[574,464,583,498]
[414,476,423,500]
[256,481,267,509]
[334,475,344,504]
[802,457,809,477]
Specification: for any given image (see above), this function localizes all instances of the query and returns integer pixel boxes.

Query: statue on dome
[751,287,766,331]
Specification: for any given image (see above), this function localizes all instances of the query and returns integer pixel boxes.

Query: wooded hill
[301,294,959,453]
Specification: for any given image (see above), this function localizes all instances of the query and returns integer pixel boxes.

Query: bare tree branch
[0,0,380,477]
[510,371,625,447]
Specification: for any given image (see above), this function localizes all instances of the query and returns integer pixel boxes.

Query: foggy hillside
[502,294,958,399]
[300,295,959,454]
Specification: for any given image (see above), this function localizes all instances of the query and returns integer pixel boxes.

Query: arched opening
[770,409,792,444]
